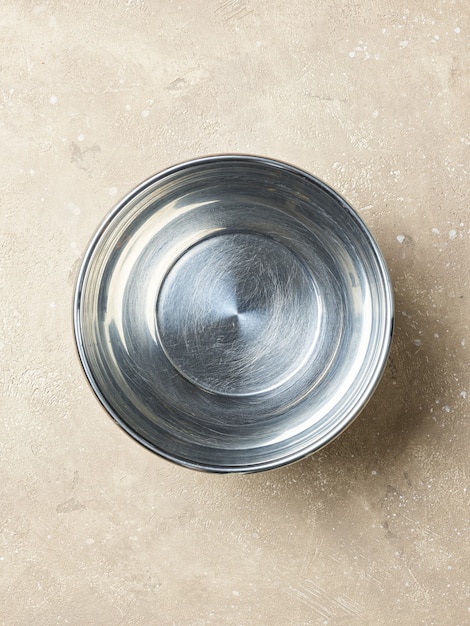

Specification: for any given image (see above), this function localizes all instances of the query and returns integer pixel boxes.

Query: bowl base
[156,231,320,397]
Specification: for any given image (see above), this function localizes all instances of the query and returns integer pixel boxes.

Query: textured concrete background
[1,1,469,624]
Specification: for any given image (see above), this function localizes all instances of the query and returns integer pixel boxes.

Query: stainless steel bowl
[74,155,394,473]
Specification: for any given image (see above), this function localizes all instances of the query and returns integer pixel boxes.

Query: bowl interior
[75,156,393,472]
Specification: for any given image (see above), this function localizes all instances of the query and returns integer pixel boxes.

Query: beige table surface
[1,1,469,624]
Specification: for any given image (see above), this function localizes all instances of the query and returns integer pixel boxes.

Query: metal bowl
[74,155,393,473]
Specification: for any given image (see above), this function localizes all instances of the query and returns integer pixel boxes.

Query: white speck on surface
[77,134,84,142]
[49,302,56,309]
[432,228,440,235]
[400,40,409,48]
[125,104,131,111]
[349,51,356,58]
[372,110,379,118]
[49,95,58,105]
[434,333,439,338]
[442,405,450,413]
[232,590,239,596]
[86,538,94,545]
[461,391,467,399]
[434,34,440,40]
[30,169,35,176]
[108,187,118,196]
[68,202,80,216]
[141,109,150,117]
[371,470,377,475]
[397,235,405,243]
[449,229,457,239]
[461,339,466,347]
[414,339,422,346]
[454,26,460,33]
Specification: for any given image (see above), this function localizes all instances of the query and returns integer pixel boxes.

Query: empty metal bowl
[74,155,394,472]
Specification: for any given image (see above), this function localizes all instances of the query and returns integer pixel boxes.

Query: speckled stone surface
[1,1,469,624]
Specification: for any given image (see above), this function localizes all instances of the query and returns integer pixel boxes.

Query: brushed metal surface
[74,155,394,472]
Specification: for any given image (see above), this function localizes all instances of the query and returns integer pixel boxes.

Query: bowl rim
[73,154,394,473]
